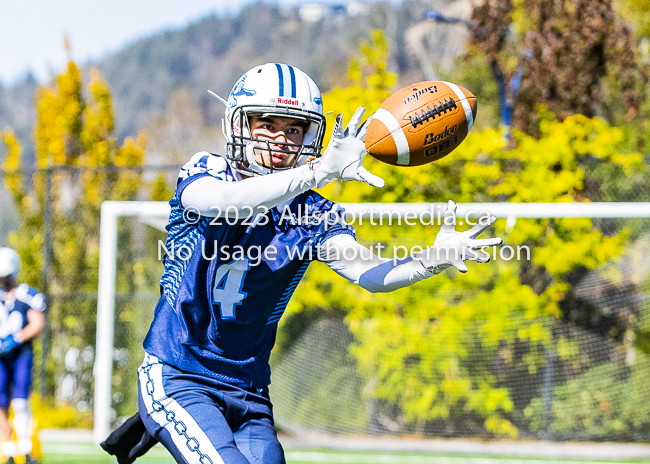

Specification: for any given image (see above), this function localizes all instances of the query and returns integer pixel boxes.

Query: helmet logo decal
[313,96,322,106]
[228,75,256,108]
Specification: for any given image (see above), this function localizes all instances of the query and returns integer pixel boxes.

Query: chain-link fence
[3,166,650,441]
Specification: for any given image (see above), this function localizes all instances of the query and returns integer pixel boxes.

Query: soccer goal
[94,200,650,444]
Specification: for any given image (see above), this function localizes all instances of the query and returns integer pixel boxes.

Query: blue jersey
[144,153,354,388]
[0,283,46,354]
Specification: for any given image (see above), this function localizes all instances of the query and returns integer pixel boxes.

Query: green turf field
[39,442,650,464]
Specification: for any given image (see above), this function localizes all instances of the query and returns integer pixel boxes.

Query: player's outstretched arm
[182,108,384,218]
[319,234,429,293]
[182,162,318,217]
[319,200,502,293]
[313,107,385,189]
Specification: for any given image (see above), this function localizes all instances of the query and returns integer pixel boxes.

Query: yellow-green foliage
[30,395,93,429]
[1,61,151,420]
[285,32,639,437]
[618,0,650,36]
[150,172,175,202]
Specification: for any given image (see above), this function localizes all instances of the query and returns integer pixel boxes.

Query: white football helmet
[219,63,326,176]
[0,247,19,280]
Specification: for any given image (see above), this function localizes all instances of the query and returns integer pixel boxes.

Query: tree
[2,62,146,417]
[279,30,642,437]
[469,0,648,137]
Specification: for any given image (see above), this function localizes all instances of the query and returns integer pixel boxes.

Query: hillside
[1,0,480,167]
[97,1,424,143]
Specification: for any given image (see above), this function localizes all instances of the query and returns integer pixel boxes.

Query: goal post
[94,201,171,444]
[93,200,650,444]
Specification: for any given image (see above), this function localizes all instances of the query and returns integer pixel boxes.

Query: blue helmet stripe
[288,65,297,98]
[274,63,285,96]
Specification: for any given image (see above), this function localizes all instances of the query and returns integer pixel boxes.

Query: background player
[127,63,502,464]
[0,248,45,464]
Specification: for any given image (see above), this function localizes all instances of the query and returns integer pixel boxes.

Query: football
[365,81,477,166]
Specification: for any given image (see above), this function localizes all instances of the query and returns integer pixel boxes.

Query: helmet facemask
[226,105,326,176]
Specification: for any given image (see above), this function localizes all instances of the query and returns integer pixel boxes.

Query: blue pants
[0,349,33,409]
[138,353,285,464]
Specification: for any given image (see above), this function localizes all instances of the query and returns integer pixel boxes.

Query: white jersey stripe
[372,109,411,165]
[442,81,474,133]
[139,355,225,464]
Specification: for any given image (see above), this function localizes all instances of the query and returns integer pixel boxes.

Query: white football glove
[313,107,385,189]
[416,200,503,274]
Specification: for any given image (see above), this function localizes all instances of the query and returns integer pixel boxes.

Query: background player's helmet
[223,63,326,176]
[0,247,20,280]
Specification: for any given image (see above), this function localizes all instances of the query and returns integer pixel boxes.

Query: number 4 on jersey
[213,258,250,319]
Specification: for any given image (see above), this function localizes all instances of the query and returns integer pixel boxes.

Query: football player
[0,248,45,464]
[117,63,501,464]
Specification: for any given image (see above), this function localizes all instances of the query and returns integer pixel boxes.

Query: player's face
[249,115,306,169]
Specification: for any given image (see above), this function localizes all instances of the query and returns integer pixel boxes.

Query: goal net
[95,201,650,443]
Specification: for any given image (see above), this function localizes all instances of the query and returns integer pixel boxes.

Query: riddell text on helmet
[276,97,300,106]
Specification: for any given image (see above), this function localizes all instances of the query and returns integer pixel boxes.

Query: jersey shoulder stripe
[13,283,46,311]
[178,152,233,183]
[175,152,238,202]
